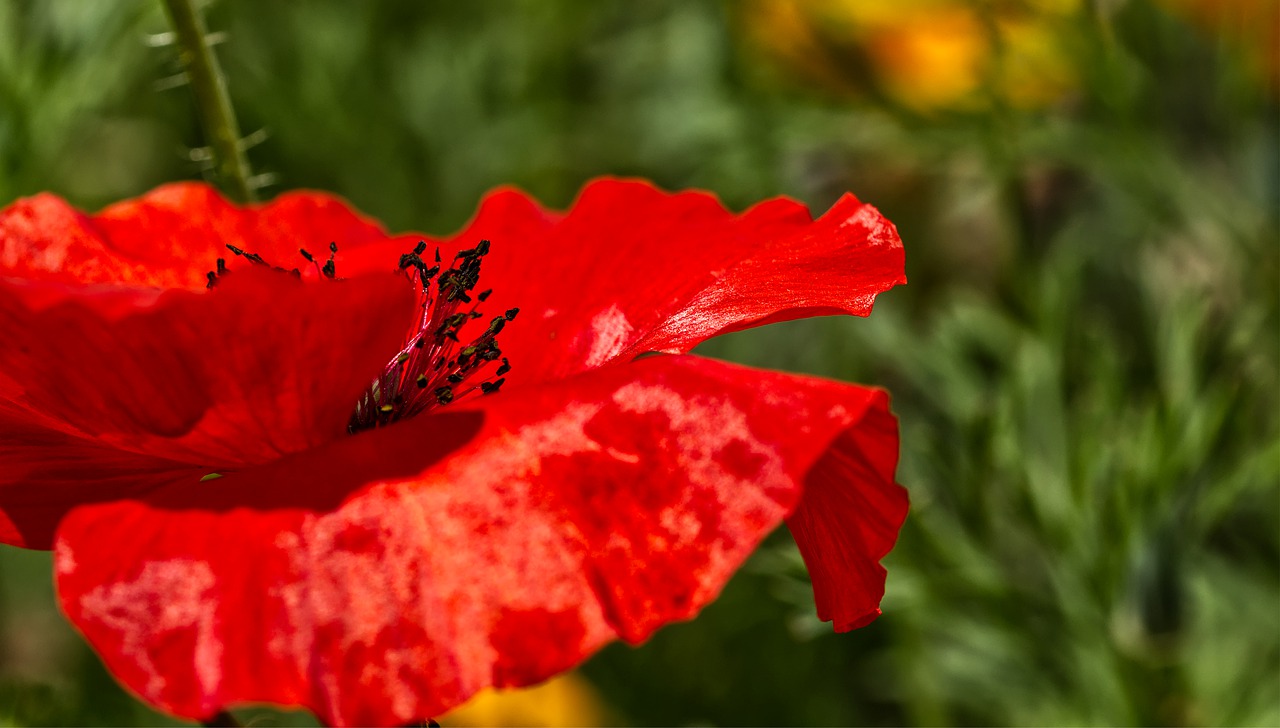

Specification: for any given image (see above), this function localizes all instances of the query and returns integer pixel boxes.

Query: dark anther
[488,316,506,335]
[440,313,467,331]
[481,378,505,395]
[435,386,454,405]
[447,373,464,384]
[478,289,492,302]
[414,338,425,349]
[216,258,227,274]
[416,374,428,388]
[226,244,264,267]
[319,242,339,279]
[414,240,427,255]
[206,271,217,289]
[495,357,511,376]
[434,248,441,263]
[457,345,477,366]
[299,248,314,262]
[504,308,519,321]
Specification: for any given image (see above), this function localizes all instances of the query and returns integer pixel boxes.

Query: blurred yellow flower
[862,7,988,109]
[740,0,1077,110]
[740,0,1276,109]
[440,671,610,727]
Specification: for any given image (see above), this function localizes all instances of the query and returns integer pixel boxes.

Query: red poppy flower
[0,178,907,726]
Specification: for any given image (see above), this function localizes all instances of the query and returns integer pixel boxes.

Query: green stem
[160,0,255,203]
[200,710,241,727]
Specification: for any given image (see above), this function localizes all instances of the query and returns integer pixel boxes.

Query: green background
[0,1,1276,725]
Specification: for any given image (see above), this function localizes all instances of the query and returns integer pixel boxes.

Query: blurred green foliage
[0,0,1276,725]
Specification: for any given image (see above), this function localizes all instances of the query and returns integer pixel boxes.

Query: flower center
[347,239,516,433]
[206,239,517,436]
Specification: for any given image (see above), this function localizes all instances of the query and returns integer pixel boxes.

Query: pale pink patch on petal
[77,560,221,703]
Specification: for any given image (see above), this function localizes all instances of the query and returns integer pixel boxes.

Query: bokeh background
[1,0,1277,725]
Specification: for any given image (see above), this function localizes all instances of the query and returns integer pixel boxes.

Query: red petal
[786,401,907,631]
[423,178,904,384]
[0,192,199,288]
[0,184,399,289]
[0,408,204,549]
[0,270,413,548]
[53,355,903,726]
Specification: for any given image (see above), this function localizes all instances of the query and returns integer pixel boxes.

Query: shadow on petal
[139,410,484,513]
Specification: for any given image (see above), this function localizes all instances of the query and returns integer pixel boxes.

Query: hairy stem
[160,0,255,202]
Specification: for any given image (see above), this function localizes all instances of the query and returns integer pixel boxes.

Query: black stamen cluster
[347,239,517,434]
[202,239,515,434]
